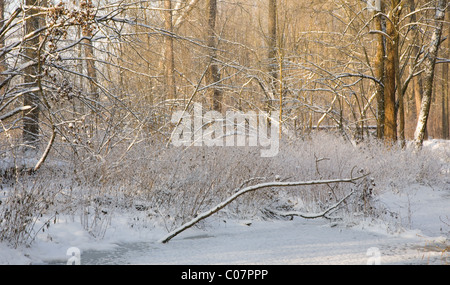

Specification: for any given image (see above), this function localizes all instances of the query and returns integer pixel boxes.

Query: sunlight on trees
[0,0,447,160]
[0,0,448,246]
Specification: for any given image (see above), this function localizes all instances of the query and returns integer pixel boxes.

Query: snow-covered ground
[0,140,449,265]
[0,194,448,265]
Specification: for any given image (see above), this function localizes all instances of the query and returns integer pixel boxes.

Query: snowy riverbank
[1,139,449,265]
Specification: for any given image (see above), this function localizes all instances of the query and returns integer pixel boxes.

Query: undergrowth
[0,132,447,246]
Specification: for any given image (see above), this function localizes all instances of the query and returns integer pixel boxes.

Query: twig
[166,62,211,148]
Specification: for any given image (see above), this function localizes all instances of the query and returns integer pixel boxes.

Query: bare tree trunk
[383,1,399,143]
[82,16,98,102]
[164,0,176,100]
[23,0,44,150]
[414,0,446,148]
[395,28,405,147]
[143,5,153,107]
[409,0,427,140]
[83,30,97,100]
[413,69,427,140]
[81,1,98,139]
[267,0,277,114]
[413,74,424,120]
[0,0,5,96]
[206,0,222,112]
[442,7,449,139]
[374,2,385,139]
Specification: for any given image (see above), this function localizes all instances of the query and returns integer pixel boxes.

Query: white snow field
[0,139,449,265]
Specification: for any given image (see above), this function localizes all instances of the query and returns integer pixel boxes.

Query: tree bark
[374,2,385,139]
[0,0,5,96]
[442,7,449,139]
[81,0,98,138]
[81,0,98,103]
[414,0,446,148]
[383,1,399,143]
[22,0,44,149]
[206,0,222,112]
[164,0,176,100]
[395,28,405,147]
[409,0,427,140]
[83,28,98,102]
[267,0,277,114]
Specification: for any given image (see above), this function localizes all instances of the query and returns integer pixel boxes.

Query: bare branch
[0,105,31,121]
[268,190,355,219]
[159,174,368,243]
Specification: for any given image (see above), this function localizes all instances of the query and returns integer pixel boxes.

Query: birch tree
[408,0,426,141]
[414,0,447,148]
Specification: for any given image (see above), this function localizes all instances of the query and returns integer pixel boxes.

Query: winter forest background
[0,0,449,260]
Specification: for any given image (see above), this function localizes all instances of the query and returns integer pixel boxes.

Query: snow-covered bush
[1,131,446,244]
[0,174,60,247]
[100,132,418,228]
[74,132,445,229]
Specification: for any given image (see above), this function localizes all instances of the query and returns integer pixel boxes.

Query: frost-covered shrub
[0,175,60,247]
[353,139,445,192]
[2,130,446,241]
[76,132,444,230]
[117,144,279,230]
[105,133,365,227]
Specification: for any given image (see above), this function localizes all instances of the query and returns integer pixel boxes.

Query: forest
[0,0,449,261]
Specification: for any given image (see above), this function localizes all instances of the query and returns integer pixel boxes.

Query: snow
[2,204,448,265]
[0,140,449,265]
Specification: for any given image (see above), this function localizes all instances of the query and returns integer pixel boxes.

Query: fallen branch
[266,189,355,219]
[158,173,367,243]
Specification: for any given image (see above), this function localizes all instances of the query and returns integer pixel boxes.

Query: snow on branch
[265,189,355,219]
[158,173,368,243]
[0,106,32,121]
